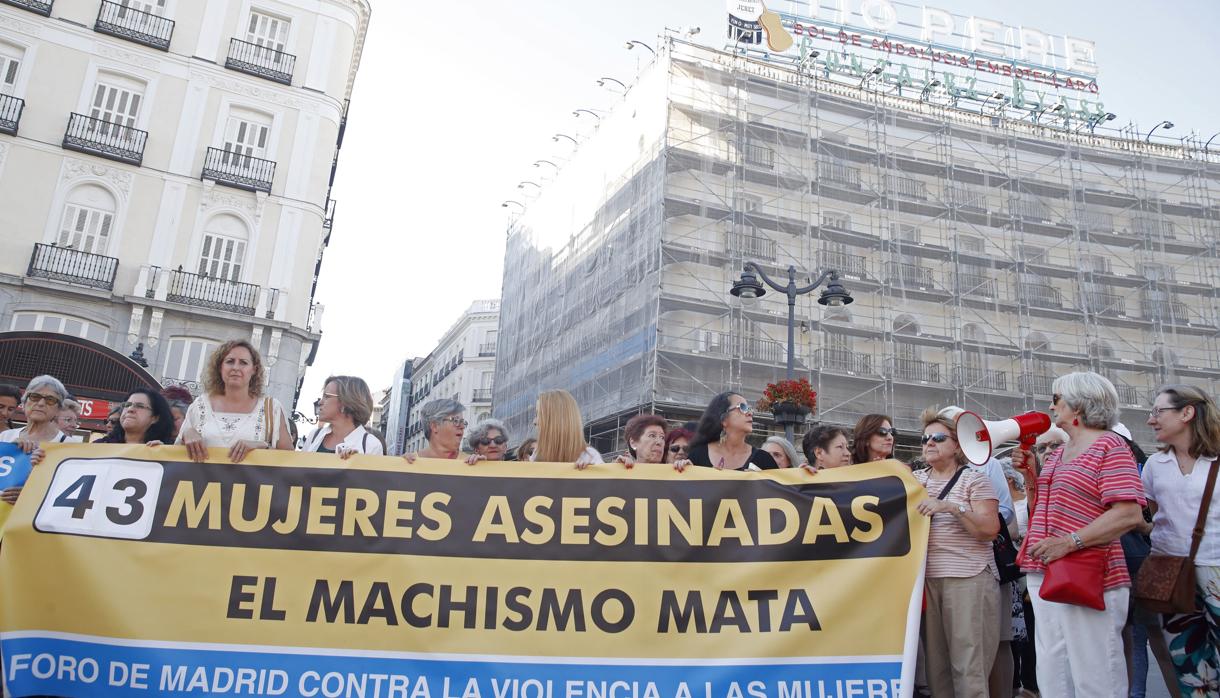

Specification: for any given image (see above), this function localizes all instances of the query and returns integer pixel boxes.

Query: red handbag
[1040,547,1107,610]
[1033,451,1108,610]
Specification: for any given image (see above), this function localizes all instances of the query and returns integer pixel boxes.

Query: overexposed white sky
[298,0,1220,413]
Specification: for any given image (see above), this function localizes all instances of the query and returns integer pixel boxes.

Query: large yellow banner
[1,444,928,698]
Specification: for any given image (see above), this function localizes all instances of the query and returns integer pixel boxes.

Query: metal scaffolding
[495,39,1220,459]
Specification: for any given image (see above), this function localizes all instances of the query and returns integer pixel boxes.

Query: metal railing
[0,0,52,16]
[1114,382,1143,406]
[888,175,927,200]
[955,271,998,298]
[62,113,147,165]
[1083,290,1127,317]
[472,389,493,403]
[225,37,296,85]
[95,0,174,50]
[727,231,775,260]
[889,357,942,383]
[1017,282,1062,309]
[884,261,935,289]
[817,249,868,278]
[478,343,496,357]
[958,366,1008,391]
[1141,297,1190,323]
[817,161,862,189]
[201,147,276,193]
[1132,216,1176,240]
[1018,373,1055,397]
[815,347,873,374]
[0,93,23,136]
[165,268,259,315]
[742,141,774,169]
[26,243,118,290]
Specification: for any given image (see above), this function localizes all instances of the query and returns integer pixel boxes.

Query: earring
[1072,418,1079,427]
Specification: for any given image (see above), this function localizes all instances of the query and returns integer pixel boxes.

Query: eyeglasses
[877,427,898,437]
[1051,394,1061,406]
[319,392,339,401]
[475,435,508,447]
[24,392,60,407]
[921,433,953,445]
[440,417,468,428]
[726,402,754,416]
[668,444,689,453]
[121,402,152,412]
[1148,406,1183,419]
[1034,441,1064,454]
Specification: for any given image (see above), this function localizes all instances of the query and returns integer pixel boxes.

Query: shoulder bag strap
[935,466,968,500]
[362,433,369,452]
[1188,458,1220,561]
[263,397,273,445]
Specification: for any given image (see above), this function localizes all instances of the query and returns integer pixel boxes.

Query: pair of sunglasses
[876,427,898,437]
[921,433,953,445]
[475,435,507,447]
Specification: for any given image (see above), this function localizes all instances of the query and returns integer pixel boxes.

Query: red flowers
[757,378,817,413]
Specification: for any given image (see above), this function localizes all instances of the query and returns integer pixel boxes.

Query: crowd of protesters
[2,338,1218,698]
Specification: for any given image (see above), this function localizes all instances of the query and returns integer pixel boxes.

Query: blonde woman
[533,389,602,468]
[303,375,383,457]
[176,340,293,463]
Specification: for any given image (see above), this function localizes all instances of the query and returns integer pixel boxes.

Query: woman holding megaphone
[913,406,1001,698]
[1015,371,1146,698]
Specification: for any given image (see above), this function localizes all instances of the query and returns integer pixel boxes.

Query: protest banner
[0,442,33,533]
[0,444,929,698]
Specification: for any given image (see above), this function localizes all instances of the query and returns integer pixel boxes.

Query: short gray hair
[1052,371,1119,430]
[764,435,801,468]
[59,398,81,416]
[26,375,68,403]
[1000,458,1024,491]
[465,418,509,451]
[421,399,464,440]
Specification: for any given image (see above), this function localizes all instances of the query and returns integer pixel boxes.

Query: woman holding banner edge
[913,406,1000,698]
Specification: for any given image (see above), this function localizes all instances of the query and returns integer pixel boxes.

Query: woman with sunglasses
[914,406,1001,698]
[1014,372,1145,698]
[0,375,68,505]
[685,392,778,472]
[1141,385,1220,695]
[664,427,693,466]
[303,376,383,457]
[851,414,897,464]
[464,419,510,464]
[403,399,467,462]
[96,389,175,445]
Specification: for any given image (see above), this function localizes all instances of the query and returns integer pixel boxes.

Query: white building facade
[0,0,369,409]
[403,300,500,454]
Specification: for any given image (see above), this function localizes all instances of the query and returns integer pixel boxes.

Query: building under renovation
[494,38,1219,457]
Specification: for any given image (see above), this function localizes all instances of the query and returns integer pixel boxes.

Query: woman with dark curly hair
[686,392,777,471]
[97,388,175,445]
[175,339,293,463]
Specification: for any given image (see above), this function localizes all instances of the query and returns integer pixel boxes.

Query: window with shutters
[197,213,249,281]
[163,337,216,382]
[89,74,144,133]
[117,0,167,17]
[222,110,271,165]
[0,42,21,95]
[247,11,290,51]
[55,185,117,255]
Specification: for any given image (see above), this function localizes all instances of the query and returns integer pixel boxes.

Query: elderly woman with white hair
[1014,371,1145,697]
[464,418,510,464]
[762,435,802,468]
[403,399,466,462]
[0,375,69,504]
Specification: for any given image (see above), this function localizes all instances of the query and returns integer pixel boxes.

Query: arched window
[56,184,116,254]
[1024,332,1050,353]
[894,314,920,336]
[1152,347,1179,368]
[1088,340,1114,360]
[962,323,985,344]
[198,214,249,281]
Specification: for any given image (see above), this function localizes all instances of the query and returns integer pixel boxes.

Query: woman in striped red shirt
[1015,371,1146,698]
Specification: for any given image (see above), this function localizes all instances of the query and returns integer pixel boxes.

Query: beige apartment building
[495,38,1219,456]
[0,0,368,412]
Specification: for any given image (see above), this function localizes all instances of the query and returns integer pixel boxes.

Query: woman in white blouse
[176,340,293,462]
[302,375,384,457]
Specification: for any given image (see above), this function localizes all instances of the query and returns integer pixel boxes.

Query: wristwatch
[1070,531,1085,550]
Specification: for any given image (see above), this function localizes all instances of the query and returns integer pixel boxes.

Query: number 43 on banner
[35,459,164,540]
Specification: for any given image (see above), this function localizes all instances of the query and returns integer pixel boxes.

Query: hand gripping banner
[0,444,929,698]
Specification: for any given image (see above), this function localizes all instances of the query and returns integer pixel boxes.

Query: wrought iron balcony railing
[0,0,52,16]
[95,0,174,50]
[0,93,23,136]
[957,366,1008,391]
[727,231,776,261]
[889,357,942,383]
[472,389,493,403]
[815,347,873,375]
[1141,297,1190,323]
[743,142,774,169]
[62,113,147,166]
[955,271,998,298]
[817,161,862,189]
[225,37,295,85]
[1083,290,1127,317]
[27,243,118,290]
[884,261,936,289]
[164,268,259,315]
[816,249,868,279]
[1113,382,1142,406]
[1018,373,1055,397]
[478,343,496,357]
[1017,282,1063,309]
[202,147,276,193]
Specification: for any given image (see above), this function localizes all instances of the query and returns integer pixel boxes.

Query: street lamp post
[730,262,854,441]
